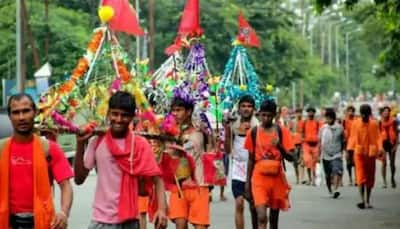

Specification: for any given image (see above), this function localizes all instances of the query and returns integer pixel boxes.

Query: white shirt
[231,135,249,182]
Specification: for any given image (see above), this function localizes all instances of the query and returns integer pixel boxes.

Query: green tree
[0,1,91,82]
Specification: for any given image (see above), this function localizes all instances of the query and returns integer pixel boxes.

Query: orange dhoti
[138,196,149,214]
[302,142,319,170]
[168,187,210,226]
[354,153,376,188]
[251,168,291,210]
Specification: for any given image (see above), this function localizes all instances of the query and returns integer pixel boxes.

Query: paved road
[57,155,400,229]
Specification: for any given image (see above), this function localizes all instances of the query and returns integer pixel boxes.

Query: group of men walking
[0,92,398,229]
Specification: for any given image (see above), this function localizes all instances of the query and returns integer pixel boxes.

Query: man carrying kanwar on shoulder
[378,106,398,188]
[223,95,259,229]
[244,99,295,229]
[302,107,321,185]
[319,108,345,198]
[0,93,73,229]
[343,105,356,186]
[74,91,168,228]
[347,104,384,209]
[167,95,214,229]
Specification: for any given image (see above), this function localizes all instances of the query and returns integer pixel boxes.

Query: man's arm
[51,179,73,229]
[223,123,232,154]
[152,176,168,228]
[244,153,255,200]
[74,134,92,185]
[59,179,73,216]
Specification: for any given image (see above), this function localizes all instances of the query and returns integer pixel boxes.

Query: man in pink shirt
[74,91,167,229]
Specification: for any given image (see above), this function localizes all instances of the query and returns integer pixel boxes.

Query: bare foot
[220,196,227,202]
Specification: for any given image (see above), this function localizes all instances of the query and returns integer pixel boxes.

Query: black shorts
[383,140,394,154]
[232,179,245,199]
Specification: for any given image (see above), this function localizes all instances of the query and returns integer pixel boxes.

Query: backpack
[250,125,294,171]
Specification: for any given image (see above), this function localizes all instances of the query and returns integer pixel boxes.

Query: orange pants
[139,196,149,214]
[251,169,291,210]
[168,187,210,226]
[303,143,319,170]
[354,153,376,188]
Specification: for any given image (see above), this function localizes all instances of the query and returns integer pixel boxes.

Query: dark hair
[295,108,303,113]
[306,107,316,113]
[259,99,277,113]
[108,91,136,116]
[7,93,37,115]
[380,106,391,114]
[360,104,372,117]
[170,97,194,111]
[346,105,355,112]
[325,108,336,120]
[238,95,255,107]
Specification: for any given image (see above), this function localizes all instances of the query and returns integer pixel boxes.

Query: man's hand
[153,208,168,229]
[51,211,68,229]
[377,149,385,158]
[244,182,253,203]
[76,122,97,143]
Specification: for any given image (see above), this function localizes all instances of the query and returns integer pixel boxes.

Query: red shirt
[9,138,74,214]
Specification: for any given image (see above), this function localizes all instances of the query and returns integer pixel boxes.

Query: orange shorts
[251,170,291,210]
[138,196,149,214]
[354,153,376,188]
[168,187,210,226]
[303,143,319,170]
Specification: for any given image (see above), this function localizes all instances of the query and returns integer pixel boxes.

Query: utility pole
[149,0,155,70]
[16,0,25,93]
[345,32,350,98]
[44,0,49,60]
[135,0,140,61]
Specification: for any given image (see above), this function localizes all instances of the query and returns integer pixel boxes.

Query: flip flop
[357,202,365,209]
[333,192,340,199]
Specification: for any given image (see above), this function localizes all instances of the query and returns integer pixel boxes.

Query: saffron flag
[237,11,260,48]
[102,0,144,36]
[178,0,203,36]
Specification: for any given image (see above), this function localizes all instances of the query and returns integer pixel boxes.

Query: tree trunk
[22,0,40,69]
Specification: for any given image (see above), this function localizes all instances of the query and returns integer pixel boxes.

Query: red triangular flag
[237,12,260,48]
[178,0,203,37]
[102,0,144,36]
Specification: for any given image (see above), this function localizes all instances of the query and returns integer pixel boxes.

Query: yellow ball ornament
[266,84,274,93]
[98,6,115,23]
[239,84,247,91]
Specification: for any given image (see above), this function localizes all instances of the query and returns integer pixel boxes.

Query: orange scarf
[0,135,55,229]
[380,118,397,144]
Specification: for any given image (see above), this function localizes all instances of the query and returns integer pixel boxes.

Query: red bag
[202,151,227,186]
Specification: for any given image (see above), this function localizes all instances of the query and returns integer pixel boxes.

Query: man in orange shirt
[343,106,356,186]
[378,106,398,188]
[302,107,320,185]
[348,104,383,209]
[290,108,304,184]
[244,99,294,229]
